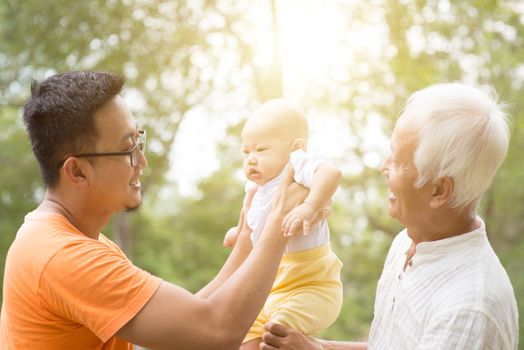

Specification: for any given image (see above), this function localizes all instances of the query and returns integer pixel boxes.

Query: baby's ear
[292,137,306,151]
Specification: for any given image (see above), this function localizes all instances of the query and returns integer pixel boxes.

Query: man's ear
[292,138,305,151]
[430,176,454,208]
[62,158,89,185]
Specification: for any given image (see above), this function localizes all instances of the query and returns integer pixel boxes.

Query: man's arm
[260,322,367,350]
[117,167,306,350]
[196,214,253,298]
[318,340,368,350]
[197,187,257,298]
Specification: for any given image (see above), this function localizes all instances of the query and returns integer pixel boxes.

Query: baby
[224,99,343,350]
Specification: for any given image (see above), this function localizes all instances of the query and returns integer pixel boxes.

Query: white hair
[404,83,510,211]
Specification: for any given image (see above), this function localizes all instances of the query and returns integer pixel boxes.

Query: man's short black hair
[23,71,124,188]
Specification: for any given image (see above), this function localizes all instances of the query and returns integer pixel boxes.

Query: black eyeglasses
[58,129,146,168]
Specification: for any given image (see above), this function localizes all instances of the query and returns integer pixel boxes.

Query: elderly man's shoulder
[425,232,517,323]
[388,227,516,317]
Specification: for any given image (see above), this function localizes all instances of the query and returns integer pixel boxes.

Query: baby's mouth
[248,168,261,178]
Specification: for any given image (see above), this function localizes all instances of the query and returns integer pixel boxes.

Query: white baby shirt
[245,150,331,254]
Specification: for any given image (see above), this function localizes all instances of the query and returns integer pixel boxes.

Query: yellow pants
[244,244,343,343]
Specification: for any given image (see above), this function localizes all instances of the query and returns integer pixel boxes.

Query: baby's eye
[257,147,268,152]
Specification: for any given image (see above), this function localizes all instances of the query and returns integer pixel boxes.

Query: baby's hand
[223,226,239,248]
[224,186,257,249]
[282,202,317,237]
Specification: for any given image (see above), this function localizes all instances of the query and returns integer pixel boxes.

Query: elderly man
[261,83,519,350]
[0,71,309,350]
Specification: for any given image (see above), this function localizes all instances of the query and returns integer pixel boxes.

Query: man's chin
[124,201,142,212]
[388,207,400,222]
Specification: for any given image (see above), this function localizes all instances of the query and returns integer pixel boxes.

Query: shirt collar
[408,216,487,263]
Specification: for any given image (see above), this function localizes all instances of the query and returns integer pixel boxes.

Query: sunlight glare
[278,1,347,78]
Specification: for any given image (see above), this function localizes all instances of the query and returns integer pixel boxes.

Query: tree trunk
[113,212,133,259]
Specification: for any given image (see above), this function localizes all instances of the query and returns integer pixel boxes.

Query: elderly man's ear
[430,176,454,208]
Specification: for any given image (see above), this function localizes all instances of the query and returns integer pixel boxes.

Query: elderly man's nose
[380,157,390,175]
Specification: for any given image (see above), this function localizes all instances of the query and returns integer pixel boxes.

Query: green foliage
[0,107,41,305]
[320,200,392,340]
[133,164,245,292]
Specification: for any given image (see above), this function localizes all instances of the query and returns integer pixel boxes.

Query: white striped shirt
[368,218,518,349]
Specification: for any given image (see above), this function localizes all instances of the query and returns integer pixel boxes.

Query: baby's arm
[282,162,341,236]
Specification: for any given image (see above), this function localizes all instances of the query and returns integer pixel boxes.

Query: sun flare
[278,1,348,78]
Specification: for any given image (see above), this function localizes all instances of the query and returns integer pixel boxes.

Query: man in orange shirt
[0,71,308,349]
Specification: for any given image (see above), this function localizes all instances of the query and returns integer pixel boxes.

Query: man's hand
[261,322,367,350]
[260,322,325,350]
[270,166,309,221]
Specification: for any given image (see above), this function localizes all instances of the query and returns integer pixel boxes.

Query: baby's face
[241,125,293,186]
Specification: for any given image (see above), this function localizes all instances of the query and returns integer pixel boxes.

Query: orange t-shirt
[0,211,162,349]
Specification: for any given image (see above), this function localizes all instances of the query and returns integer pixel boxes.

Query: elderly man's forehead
[396,107,424,132]
[392,111,421,148]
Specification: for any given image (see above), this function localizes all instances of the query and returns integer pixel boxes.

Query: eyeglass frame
[57,129,146,168]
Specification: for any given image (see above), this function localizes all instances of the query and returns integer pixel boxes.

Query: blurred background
[1,0,523,346]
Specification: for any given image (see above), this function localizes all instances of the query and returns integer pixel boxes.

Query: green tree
[1,0,523,347]
[0,107,41,288]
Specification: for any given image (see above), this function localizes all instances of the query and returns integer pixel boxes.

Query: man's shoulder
[8,213,80,267]
[428,240,517,321]
[9,213,121,280]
